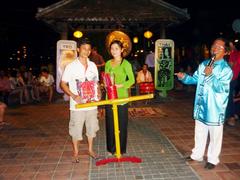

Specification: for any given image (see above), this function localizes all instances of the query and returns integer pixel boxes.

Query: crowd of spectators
[0,68,55,106]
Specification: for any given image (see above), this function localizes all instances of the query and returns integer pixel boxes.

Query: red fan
[96,156,142,166]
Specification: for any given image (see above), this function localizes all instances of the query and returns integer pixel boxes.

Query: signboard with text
[56,40,77,93]
[154,39,174,95]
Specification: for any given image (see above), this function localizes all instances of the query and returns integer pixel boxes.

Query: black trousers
[105,103,128,154]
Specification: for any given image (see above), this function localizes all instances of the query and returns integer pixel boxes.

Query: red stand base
[96,156,142,166]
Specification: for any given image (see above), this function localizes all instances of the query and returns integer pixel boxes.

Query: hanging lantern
[73,30,83,38]
[133,37,138,43]
[144,31,153,39]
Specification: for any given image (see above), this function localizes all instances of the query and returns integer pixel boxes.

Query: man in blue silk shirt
[175,38,233,169]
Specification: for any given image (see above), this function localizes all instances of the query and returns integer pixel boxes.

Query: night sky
[166,0,239,44]
[0,0,239,67]
[0,1,59,50]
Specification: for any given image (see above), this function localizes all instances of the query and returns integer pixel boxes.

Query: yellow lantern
[144,31,153,39]
[133,37,138,43]
[73,30,83,38]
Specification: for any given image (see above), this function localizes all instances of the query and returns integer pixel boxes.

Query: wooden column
[57,22,68,40]
[160,23,166,39]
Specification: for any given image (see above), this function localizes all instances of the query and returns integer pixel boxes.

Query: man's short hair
[143,64,148,68]
[92,47,97,51]
[77,38,91,47]
[41,68,49,73]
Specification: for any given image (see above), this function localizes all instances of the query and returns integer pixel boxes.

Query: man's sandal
[72,155,80,163]
[88,151,100,160]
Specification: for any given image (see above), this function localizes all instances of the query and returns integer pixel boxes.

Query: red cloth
[139,82,154,94]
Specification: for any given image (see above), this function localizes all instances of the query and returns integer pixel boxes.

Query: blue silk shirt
[180,58,233,126]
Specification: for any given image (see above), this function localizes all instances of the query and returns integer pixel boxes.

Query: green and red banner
[154,39,174,97]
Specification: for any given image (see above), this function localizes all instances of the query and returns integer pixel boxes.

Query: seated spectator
[8,71,29,105]
[0,102,7,128]
[26,70,40,101]
[136,64,153,84]
[136,64,153,95]
[0,70,11,105]
[16,72,30,103]
[38,69,54,102]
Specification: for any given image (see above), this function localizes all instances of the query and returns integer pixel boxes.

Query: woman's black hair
[110,40,123,49]
[109,39,125,59]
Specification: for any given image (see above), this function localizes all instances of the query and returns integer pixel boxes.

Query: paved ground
[89,111,199,180]
[0,90,240,179]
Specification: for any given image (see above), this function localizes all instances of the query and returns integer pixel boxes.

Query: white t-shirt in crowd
[61,58,99,111]
[39,74,54,87]
[136,70,153,84]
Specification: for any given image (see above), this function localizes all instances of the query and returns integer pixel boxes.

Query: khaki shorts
[69,109,99,141]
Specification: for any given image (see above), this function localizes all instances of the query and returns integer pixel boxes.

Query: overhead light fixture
[144,31,153,39]
[73,30,83,38]
[133,37,138,43]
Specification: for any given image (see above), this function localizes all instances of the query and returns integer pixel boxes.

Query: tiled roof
[36,0,190,27]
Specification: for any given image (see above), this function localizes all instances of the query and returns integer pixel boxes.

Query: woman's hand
[115,84,123,88]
